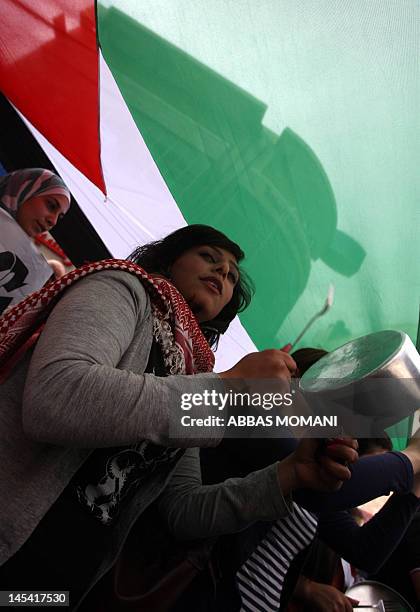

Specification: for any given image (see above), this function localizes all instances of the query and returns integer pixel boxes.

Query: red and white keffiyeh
[0,259,214,381]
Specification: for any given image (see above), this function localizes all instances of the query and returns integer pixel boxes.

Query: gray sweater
[0,270,290,571]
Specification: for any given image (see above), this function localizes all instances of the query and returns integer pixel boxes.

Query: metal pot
[299,330,420,435]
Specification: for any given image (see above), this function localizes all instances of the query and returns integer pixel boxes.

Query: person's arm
[21,270,224,448]
[159,440,358,539]
[158,447,291,538]
[203,439,417,513]
[295,451,415,512]
[317,493,420,573]
[297,431,420,512]
[291,576,359,612]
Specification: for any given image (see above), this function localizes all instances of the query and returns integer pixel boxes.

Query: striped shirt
[237,502,318,611]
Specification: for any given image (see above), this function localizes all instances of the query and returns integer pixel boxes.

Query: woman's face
[16,193,70,237]
[169,245,239,322]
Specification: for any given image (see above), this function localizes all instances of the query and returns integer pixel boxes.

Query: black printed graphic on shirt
[75,441,182,525]
[0,251,29,313]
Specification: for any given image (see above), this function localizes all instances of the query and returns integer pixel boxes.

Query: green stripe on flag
[97,2,420,361]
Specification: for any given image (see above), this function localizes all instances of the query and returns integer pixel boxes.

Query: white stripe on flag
[19,50,257,369]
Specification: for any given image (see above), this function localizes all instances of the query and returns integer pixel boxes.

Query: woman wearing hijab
[0,167,71,236]
[0,168,71,312]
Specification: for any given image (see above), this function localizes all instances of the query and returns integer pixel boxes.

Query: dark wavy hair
[129,225,254,347]
[291,348,329,376]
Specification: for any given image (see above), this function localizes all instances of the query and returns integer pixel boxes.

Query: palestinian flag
[0,1,419,408]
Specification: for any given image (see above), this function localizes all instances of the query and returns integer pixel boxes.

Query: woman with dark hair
[0,224,355,610]
[129,224,253,346]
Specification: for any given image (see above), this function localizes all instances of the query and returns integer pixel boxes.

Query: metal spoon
[282,284,335,352]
